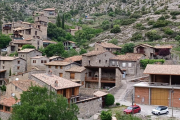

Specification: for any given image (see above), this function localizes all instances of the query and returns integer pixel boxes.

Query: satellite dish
[15,78,19,81]
[11,93,15,97]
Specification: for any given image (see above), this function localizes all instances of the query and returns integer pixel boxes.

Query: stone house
[63,41,77,50]
[69,26,82,36]
[110,53,145,77]
[18,49,42,71]
[95,42,121,53]
[43,8,56,18]
[0,56,26,85]
[6,80,39,99]
[30,56,49,70]
[154,45,172,59]
[63,55,82,65]
[31,73,81,103]
[45,61,80,78]
[134,44,154,59]
[134,65,180,107]
[7,38,43,54]
[82,50,116,67]
[65,66,86,84]
[2,22,22,35]
[49,56,64,62]
[43,40,57,47]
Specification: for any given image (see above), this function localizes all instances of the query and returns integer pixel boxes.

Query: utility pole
[132,93,134,115]
[171,86,174,118]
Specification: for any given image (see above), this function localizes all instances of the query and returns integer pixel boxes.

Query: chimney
[54,80,58,87]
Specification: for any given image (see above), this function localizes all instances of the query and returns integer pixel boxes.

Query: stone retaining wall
[0,112,11,120]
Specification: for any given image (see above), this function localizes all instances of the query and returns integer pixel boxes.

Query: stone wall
[0,112,11,120]
[77,97,102,118]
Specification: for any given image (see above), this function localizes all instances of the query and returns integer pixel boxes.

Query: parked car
[123,105,141,114]
[152,106,169,115]
[1,48,7,52]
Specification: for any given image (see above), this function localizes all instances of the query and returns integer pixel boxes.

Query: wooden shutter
[59,73,63,77]
[70,73,75,79]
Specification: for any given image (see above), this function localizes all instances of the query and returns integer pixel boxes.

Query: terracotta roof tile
[135,44,153,48]
[0,56,20,61]
[49,56,63,60]
[11,80,39,91]
[154,45,172,49]
[110,53,144,61]
[96,42,121,49]
[18,49,35,53]
[32,73,81,90]
[0,97,20,107]
[43,40,57,44]
[144,65,180,75]
[45,61,71,66]
[12,40,31,44]
[43,8,55,11]
[82,50,107,56]
[31,56,46,59]
[63,55,82,62]
[93,91,108,97]
[66,66,86,73]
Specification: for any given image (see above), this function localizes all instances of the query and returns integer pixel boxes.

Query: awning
[0,70,6,73]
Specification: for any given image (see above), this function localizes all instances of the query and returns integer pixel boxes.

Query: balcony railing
[3,26,11,30]
[85,77,115,83]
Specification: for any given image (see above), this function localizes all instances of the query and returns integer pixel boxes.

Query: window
[3,61,5,64]
[99,60,101,63]
[89,72,91,77]
[63,89,66,97]
[60,66,63,69]
[0,81,2,85]
[48,65,51,68]
[70,73,75,79]
[112,61,115,66]
[0,105,3,110]
[59,73,63,77]
[44,60,47,63]
[18,61,20,64]
[97,48,98,50]
[5,106,10,112]
[35,31,37,35]
[41,60,43,63]
[2,66,5,69]
[55,66,58,69]
[33,60,36,63]
[89,60,90,65]
[17,66,20,70]
[128,63,132,67]
[105,54,106,56]
[105,60,108,63]
[72,88,75,95]
[122,63,126,67]
[15,86,17,90]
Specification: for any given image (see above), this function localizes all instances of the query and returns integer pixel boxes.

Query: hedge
[140,59,165,69]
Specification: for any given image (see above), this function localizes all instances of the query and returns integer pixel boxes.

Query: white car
[152,106,169,115]
[1,48,7,52]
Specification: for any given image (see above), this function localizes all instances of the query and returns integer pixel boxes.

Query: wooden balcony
[3,26,11,30]
[85,77,115,83]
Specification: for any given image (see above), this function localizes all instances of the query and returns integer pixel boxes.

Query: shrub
[148,20,155,25]
[170,11,180,16]
[105,94,115,106]
[140,59,165,69]
[100,111,112,120]
[116,103,120,106]
[109,12,115,17]
[110,25,121,33]
[101,20,110,30]
[134,23,145,30]
[158,16,165,20]
[116,112,142,120]
[121,43,135,54]
[108,38,118,45]
[121,18,136,25]
[164,14,170,19]
[145,30,162,41]
[130,13,142,19]
[175,35,180,41]
[153,20,170,28]
[131,32,143,41]
[163,27,174,35]
[172,16,177,19]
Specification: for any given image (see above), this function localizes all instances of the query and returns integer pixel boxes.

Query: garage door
[151,88,169,106]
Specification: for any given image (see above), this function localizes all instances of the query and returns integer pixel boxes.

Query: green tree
[79,49,87,55]
[62,14,65,29]
[108,39,118,45]
[101,20,110,30]
[100,111,112,120]
[22,44,35,50]
[110,25,121,33]
[56,13,61,27]
[44,42,65,57]
[105,94,115,106]
[0,34,11,49]
[121,43,135,54]
[0,85,6,92]
[12,86,79,120]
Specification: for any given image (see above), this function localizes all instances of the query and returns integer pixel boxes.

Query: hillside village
[1,0,180,120]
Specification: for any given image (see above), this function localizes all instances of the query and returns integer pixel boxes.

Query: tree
[101,20,110,30]
[121,43,135,54]
[62,14,65,29]
[44,42,65,57]
[108,39,118,45]
[9,69,11,76]
[56,14,61,27]
[79,49,87,55]
[158,48,170,57]
[22,44,35,50]
[100,111,112,120]
[105,94,115,106]
[0,85,6,92]
[12,86,79,120]
[110,25,121,33]
[0,34,11,49]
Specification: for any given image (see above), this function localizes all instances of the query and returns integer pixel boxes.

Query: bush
[140,59,165,69]
[172,15,177,19]
[148,20,155,25]
[109,12,115,17]
[108,39,118,45]
[175,35,180,41]
[130,13,142,19]
[121,18,136,25]
[163,27,174,35]
[116,112,142,120]
[105,94,115,106]
[101,20,110,30]
[131,32,143,41]
[170,11,180,16]
[22,44,36,50]
[158,16,165,20]
[121,43,135,54]
[145,30,162,41]
[110,25,121,33]
[100,111,112,120]
[134,23,145,30]
[153,20,170,28]
[116,103,120,106]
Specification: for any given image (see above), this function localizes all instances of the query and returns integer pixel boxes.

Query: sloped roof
[154,45,172,49]
[31,56,47,59]
[144,64,180,75]
[18,49,41,53]
[82,50,107,57]
[93,91,108,97]
[11,80,39,91]
[31,73,81,90]
[49,56,64,60]
[43,40,57,44]
[66,66,86,73]
[63,55,82,62]
[96,42,121,49]
[135,44,153,48]
[45,61,71,66]
[43,8,55,11]
[0,56,21,61]
[12,40,31,44]
[0,97,20,107]
[110,53,144,61]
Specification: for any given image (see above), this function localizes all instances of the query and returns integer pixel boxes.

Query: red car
[123,105,141,114]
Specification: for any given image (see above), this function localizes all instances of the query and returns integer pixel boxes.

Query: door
[59,73,63,77]
[123,71,126,78]
[151,88,169,106]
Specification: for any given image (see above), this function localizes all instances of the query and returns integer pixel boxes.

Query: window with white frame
[128,63,132,67]
[122,63,126,67]
[112,61,115,66]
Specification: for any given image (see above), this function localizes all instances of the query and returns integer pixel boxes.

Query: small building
[95,42,121,53]
[69,26,82,36]
[18,49,42,71]
[49,56,64,62]
[45,61,80,78]
[0,56,26,84]
[30,56,49,70]
[154,45,172,59]
[63,55,82,65]
[65,66,86,84]
[6,80,39,99]
[31,73,81,103]
[134,64,180,107]
[42,40,57,47]
[110,53,145,77]
[82,50,116,67]
[43,8,56,18]
[134,44,154,59]
[63,41,77,50]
